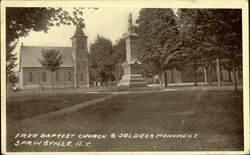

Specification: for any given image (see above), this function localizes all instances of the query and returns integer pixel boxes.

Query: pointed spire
[72,21,86,38]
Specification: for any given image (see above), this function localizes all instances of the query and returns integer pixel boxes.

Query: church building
[18,24,89,89]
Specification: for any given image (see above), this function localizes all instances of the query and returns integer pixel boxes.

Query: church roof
[20,46,74,68]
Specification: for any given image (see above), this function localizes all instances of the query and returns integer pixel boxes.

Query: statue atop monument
[128,13,134,33]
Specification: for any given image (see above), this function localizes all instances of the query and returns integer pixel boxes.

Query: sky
[13,8,177,71]
[18,8,141,47]
[13,8,141,71]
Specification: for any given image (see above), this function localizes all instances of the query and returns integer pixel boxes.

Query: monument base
[118,74,147,87]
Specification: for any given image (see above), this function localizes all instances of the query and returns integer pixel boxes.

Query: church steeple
[71,21,86,38]
[70,21,89,88]
[71,21,88,53]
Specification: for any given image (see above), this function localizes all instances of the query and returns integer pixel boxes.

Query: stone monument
[119,14,147,87]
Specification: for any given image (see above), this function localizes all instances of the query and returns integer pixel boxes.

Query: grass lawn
[99,86,163,92]
[6,90,243,152]
[7,93,107,123]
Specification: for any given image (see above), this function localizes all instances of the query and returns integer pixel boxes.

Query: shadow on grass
[6,93,108,123]
[7,90,243,151]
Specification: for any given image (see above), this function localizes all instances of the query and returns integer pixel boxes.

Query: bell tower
[71,21,89,88]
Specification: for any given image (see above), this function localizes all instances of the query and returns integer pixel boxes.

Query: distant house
[18,25,89,89]
[147,66,242,85]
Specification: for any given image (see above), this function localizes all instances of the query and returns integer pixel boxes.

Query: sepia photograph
[1,0,249,154]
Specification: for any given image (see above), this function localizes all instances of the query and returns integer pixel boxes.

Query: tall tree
[215,9,242,91]
[110,38,126,83]
[178,9,209,86]
[136,8,184,87]
[6,43,18,86]
[38,49,64,89]
[89,35,113,86]
[178,9,242,89]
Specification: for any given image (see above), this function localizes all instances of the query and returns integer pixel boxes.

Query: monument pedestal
[119,60,147,87]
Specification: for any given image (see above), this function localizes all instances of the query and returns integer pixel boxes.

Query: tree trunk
[159,73,162,86]
[51,72,54,89]
[171,69,174,83]
[232,59,237,91]
[203,67,207,83]
[163,70,168,87]
[216,58,221,87]
[228,70,232,82]
[112,69,120,84]
[193,61,197,86]
[209,63,213,86]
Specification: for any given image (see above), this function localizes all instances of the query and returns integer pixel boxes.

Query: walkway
[9,94,117,126]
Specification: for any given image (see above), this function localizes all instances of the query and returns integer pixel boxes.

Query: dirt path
[8,90,166,126]
[9,94,118,126]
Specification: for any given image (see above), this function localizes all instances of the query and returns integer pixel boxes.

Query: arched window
[67,71,71,81]
[42,72,46,82]
[29,72,33,82]
[55,71,59,81]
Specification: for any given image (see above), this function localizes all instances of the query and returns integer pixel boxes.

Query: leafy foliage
[89,35,114,85]
[89,36,127,85]
[6,43,18,85]
[38,48,64,89]
[177,9,209,85]
[177,9,242,86]
[6,7,85,45]
[38,48,64,72]
[110,38,126,82]
[136,8,184,78]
